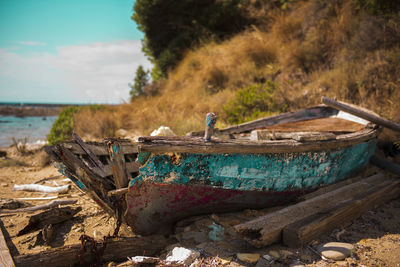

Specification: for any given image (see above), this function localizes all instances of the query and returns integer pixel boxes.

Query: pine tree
[130,65,149,101]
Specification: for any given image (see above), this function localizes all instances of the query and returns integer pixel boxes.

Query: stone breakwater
[0,105,62,117]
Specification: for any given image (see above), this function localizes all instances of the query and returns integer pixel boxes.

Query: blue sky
[0,0,151,103]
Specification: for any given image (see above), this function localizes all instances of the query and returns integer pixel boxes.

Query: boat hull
[126,139,377,234]
[125,182,305,235]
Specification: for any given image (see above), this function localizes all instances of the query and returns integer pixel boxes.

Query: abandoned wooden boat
[45,103,381,235]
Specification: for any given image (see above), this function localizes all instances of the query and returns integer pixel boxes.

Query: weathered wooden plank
[220,106,339,134]
[187,106,338,136]
[370,155,400,175]
[63,141,138,156]
[55,145,113,190]
[234,173,385,248]
[94,161,139,178]
[0,218,15,267]
[108,141,129,188]
[250,130,337,141]
[282,178,400,247]
[13,235,174,267]
[139,127,379,154]
[73,133,106,176]
[54,146,115,214]
[322,96,400,132]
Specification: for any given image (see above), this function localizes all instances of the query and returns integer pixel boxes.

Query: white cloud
[0,41,152,103]
[17,41,47,46]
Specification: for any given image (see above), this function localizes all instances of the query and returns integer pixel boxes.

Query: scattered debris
[42,224,55,244]
[13,184,70,193]
[165,247,200,265]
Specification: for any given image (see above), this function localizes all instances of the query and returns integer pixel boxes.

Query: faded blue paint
[130,140,377,192]
[56,163,86,191]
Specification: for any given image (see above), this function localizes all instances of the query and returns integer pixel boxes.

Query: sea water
[0,116,57,147]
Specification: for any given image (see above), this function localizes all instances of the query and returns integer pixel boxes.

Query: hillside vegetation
[70,0,399,141]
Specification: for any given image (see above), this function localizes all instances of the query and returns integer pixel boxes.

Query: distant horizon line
[0,101,120,106]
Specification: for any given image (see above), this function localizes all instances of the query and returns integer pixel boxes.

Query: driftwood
[138,127,379,154]
[0,199,77,214]
[17,206,81,236]
[13,235,174,267]
[234,173,386,248]
[370,155,400,175]
[322,96,400,132]
[0,218,15,267]
[282,178,400,247]
[13,184,70,194]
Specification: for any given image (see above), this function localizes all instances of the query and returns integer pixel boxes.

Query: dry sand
[0,146,399,266]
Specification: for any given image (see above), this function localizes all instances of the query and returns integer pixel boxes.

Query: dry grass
[74,0,400,140]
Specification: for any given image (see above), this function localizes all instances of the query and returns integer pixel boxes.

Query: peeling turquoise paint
[56,163,86,191]
[130,140,376,192]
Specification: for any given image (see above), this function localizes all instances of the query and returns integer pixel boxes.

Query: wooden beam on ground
[108,141,129,188]
[0,218,15,267]
[322,96,400,132]
[282,178,400,247]
[234,173,386,248]
[370,155,400,175]
[13,235,174,267]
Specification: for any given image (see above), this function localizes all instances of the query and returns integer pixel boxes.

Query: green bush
[133,0,251,77]
[223,81,288,124]
[47,106,79,145]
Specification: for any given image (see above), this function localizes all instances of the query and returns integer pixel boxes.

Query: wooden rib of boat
[45,104,382,235]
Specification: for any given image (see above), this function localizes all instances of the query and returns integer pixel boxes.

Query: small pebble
[236,253,260,264]
[319,242,354,261]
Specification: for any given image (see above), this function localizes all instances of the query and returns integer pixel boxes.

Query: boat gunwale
[137,125,381,154]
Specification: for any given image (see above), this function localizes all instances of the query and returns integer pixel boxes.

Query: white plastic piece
[13,184,70,193]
